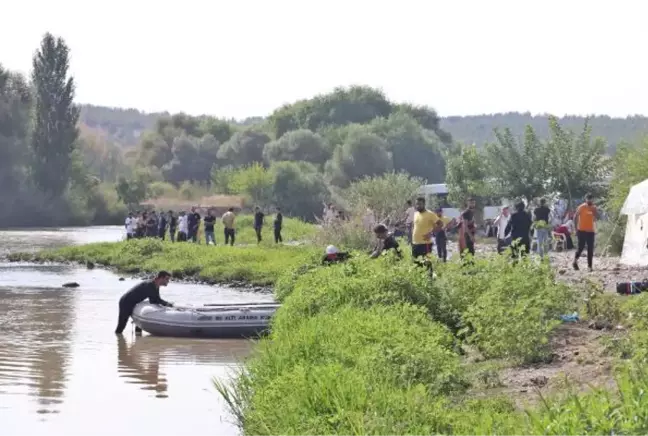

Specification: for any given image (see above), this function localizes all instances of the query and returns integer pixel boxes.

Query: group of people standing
[124,206,285,246]
[492,194,600,271]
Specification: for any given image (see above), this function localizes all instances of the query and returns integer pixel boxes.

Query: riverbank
[216,252,648,435]
[8,238,320,287]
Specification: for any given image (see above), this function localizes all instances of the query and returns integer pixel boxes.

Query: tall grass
[9,238,321,286]
[217,254,592,434]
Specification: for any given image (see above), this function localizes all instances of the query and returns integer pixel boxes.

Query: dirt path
[470,323,624,408]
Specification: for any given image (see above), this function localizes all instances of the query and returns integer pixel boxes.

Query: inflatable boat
[131,302,280,338]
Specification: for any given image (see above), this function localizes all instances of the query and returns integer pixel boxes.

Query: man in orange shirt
[573,193,599,272]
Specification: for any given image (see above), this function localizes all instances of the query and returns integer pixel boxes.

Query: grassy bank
[217,252,648,435]
[9,238,320,286]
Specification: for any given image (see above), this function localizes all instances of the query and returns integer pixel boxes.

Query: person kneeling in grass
[322,245,351,265]
[370,224,402,259]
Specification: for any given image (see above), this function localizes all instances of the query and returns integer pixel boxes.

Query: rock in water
[119,277,125,281]
[86,261,95,269]
[62,282,80,288]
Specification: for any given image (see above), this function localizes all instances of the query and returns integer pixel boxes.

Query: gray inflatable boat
[131,302,279,338]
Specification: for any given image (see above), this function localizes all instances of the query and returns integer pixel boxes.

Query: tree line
[0,33,125,227]
[445,117,610,208]
[0,32,635,228]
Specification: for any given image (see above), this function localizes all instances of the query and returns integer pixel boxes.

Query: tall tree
[445,143,494,207]
[546,116,609,206]
[0,65,31,193]
[485,125,549,202]
[30,33,79,197]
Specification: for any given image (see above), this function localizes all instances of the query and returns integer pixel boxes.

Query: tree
[217,129,270,166]
[0,65,31,194]
[228,163,275,207]
[343,172,425,223]
[485,125,549,202]
[546,116,610,206]
[266,85,392,138]
[369,113,445,183]
[115,173,148,207]
[263,129,330,165]
[326,131,393,187]
[445,143,494,207]
[30,33,80,198]
[271,161,329,221]
[392,103,453,145]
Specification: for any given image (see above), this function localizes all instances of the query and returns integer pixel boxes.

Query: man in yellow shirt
[412,197,443,259]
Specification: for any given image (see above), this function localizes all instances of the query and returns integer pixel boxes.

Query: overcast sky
[2,0,646,119]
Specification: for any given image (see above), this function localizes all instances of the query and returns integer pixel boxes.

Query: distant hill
[440,112,648,152]
[79,104,648,151]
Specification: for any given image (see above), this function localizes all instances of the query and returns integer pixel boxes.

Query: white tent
[620,179,648,266]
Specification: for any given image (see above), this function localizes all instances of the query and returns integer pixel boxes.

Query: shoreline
[2,257,275,293]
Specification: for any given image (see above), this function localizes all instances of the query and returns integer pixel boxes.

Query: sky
[2,0,647,119]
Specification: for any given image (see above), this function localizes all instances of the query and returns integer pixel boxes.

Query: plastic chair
[551,232,566,251]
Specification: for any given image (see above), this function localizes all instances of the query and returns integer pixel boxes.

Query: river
[0,226,271,436]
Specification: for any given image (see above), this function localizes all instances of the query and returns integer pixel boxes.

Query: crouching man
[115,271,173,335]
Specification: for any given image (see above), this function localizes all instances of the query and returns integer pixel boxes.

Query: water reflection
[117,335,254,399]
[117,336,168,398]
[0,286,75,414]
[0,226,261,435]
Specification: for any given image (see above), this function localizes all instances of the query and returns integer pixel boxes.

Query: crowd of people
[323,194,601,272]
[123,206,285,245]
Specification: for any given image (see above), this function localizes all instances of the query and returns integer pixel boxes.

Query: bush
[219,252,578,435]
[437,255,576,363]
[220,305,467,435]
[314,216,375,250]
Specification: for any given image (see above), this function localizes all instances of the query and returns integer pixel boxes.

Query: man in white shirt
[177,212,189,242]
[404,200,416,244]
[125,213,135,240]
[493,206,511,254]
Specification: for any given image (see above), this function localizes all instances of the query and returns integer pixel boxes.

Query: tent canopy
[621,179,648,215]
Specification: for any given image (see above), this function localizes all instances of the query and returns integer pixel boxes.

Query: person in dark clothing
[157,212,168,240]
[505,201,532,258]
[273,207,283,244]
[146,212,158,238]
[322,245,351,265]
[434,208,451,262]
[204,210,216,245]
[115,271,173,335]
[254,207,264,243]
[168,211,177,242]
[533,198,552,257]
[460,198,477,257]
[188,207,201,243]
[370,224,402,259]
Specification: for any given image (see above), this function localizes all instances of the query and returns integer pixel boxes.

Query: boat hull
[131,302,278,339]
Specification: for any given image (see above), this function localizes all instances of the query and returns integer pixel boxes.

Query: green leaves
[30,32,79,198]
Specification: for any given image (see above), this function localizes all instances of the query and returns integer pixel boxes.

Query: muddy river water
[0,226,270,435]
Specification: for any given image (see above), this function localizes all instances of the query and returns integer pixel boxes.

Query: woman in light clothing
[493,206,511,254]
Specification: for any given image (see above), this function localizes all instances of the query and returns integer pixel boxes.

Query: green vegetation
[3,33,644,233]
[11,239,318,287]
[216,252,648,435]
[445,116,610,208]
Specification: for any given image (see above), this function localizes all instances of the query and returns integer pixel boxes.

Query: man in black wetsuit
[115,271,173,335]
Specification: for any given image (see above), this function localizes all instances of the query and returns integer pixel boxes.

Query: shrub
[437,255,576,363]
[220,305,467,435]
